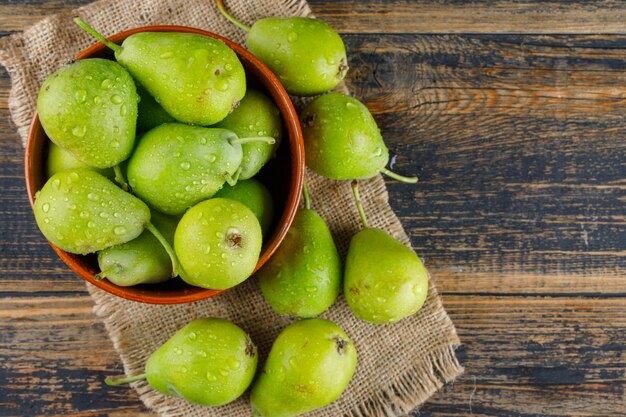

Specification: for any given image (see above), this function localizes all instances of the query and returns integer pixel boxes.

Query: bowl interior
[25,26,304,304]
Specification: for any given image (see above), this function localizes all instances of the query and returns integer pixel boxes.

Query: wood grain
[0,1,625,417]
[343,34,626,294]
[312,1,626,35]
[3,1,626,34]
[1,295,623,416]
[421,296,626,416]
[0,296,147,416]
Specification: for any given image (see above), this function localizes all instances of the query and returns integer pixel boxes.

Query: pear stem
[105,373,146,386]
[216,0,252,32]
[113,164,130,192]
[351,181,369,229]
[223,172,238,187]
[302,180,311,210]
[74,17,123,54]
[145,223,181,278]
[380,167,419,184]
[230,136,276,145]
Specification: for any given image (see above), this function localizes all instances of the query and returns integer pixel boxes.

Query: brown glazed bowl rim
[25,25,304,304]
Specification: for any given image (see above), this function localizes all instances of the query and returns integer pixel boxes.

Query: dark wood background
[1,1,625,416]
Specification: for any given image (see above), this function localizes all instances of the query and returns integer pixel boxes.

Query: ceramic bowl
[25,25,304,304]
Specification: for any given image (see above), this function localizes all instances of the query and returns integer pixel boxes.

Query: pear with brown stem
[216,0,348,96]
[300,92,418,183]
[344,181,429,324]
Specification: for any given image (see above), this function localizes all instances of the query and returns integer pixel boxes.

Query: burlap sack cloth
[0,0,463,415]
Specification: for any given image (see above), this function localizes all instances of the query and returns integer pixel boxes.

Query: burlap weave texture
[0,1,463,416]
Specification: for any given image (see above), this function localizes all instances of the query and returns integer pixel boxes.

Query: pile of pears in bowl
[26,3,430,415]
[26,20,306,303]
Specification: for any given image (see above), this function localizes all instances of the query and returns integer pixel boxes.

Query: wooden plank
[0,296,150,416]
[343,34,626,294]
[0,295,623,416]
[311,0,626,34]
[2,1,626,34]
[419,296,626,416]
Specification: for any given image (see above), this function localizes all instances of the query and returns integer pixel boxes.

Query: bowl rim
[25,25,304,304]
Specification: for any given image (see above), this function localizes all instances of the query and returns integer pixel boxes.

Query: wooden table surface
[1,1,625,416]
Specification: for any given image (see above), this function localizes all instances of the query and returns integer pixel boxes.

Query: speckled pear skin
[213,178,274,237]
[135,84,175,132]
[174,199,262,290]
[37,58,138,169]
[213,89,282,180]
[45,141,114,180]
[34,169,150,255]
[250,318,357,417]
[97,210,179,287]
[146,318,258,406]
[115,32,246,125]
[257,209,341,318]
[300,92,389,180]
[344,228,429,324]
[127,124,243,215]
[248,17,347,96]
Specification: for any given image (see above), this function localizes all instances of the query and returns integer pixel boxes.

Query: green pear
[127,123,244,215]
[37,58,137,168]
[174,198,262,290]
[300,92,417,182]
[46,141,114,180]
[213,89,282,179]
[213,178,274,237]
[34,169,150,254]
[97,210,179,286]
[217,2,347,96]
[106,318,258,407]
[250,318,357,417]
[75,18,246,126]
[135,84,175,132]
[344,182,429,324]
[257,184,341,318]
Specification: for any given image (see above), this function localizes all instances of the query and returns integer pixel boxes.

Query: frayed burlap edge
[0,35,35,146]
